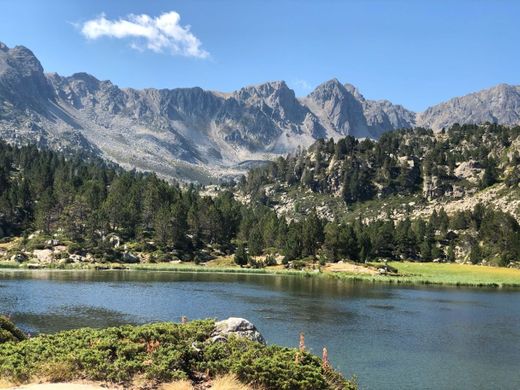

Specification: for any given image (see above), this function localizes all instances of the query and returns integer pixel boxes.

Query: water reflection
[1,269,519,390]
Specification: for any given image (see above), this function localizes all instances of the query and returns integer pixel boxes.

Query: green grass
[329,261,520,288]
[128,261,520,288]
[0,261,19,269]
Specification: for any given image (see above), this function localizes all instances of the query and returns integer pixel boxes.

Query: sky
[0,0,519,111]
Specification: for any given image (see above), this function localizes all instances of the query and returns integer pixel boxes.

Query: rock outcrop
[212,317,266,345]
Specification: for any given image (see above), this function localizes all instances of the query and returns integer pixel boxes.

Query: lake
[0,270,519,389]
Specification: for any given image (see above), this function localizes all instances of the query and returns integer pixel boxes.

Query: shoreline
[1,261,520,289]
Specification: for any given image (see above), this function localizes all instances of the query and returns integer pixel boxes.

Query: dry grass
[159,375,255,390]
[0,379,16,389]
[1,383,115,390]
[35,361,76,383]
[159,380,193,390]
[205,256,236,267]
[324,262,378,275]
[0,237,19,250]
[211,375,255,390]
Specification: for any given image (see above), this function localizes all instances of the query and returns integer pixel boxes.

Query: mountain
[416,84,520,131]
[1,41,520,181]
[302,79,416,139]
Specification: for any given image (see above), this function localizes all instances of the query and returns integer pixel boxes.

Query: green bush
[202,337,354,389]
[0,320,355,389]
[0,315,27,343]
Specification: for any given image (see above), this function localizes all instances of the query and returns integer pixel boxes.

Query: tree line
[0,126,519,266]
[241,124,520,204]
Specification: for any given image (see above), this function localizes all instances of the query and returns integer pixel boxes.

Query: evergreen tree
[234,243,248,266]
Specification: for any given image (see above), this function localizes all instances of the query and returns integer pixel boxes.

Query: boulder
[69,254,85,263]
[11,253,28,263]
[32,249,53,263]
[212,317,265,345]
[122,252,139,263]
[108,235,121,248]
[46,239,60,246]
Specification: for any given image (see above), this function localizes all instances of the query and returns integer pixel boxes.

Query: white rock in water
[213,317,266,345]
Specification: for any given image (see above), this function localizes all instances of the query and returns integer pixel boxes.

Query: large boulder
[212,317,265,345]
[33,249,53,263]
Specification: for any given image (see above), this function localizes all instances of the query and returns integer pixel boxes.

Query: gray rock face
[0,44,53,105]
[1,41,520,182]
[304,79,371,138]
[346,83,416,134]
[212,317,266,345]
[417,84,520,131]
[302,79,416,139]
[0,41,417,181]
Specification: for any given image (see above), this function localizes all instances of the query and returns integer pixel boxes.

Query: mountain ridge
[1,41,520,181]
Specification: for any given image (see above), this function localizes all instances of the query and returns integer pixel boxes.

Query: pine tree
[234,243,248,266]
[469,243,482,264]
[248,226,264,256]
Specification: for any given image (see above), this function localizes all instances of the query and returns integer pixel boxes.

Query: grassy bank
[1,259,520,288]
[328,261,520,287]
[128,261,520,288]
[0,318,354,390]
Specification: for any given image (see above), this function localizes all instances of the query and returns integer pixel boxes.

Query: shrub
[264,254,277,267]
[0,320,356,390]
[0,315,26,343]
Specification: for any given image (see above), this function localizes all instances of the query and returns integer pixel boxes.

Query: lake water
[0,270,519,389]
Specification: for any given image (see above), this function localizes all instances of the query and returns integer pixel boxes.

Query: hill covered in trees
[0,123,519,268]
[237,123,520,266]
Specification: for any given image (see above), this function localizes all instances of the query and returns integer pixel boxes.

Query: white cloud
[80,11,209,59]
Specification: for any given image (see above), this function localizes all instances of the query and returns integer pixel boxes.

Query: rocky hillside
[240,123,520,223]
[1,41,520,182]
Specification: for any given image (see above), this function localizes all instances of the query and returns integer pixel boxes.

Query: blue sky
[0,0,519,111]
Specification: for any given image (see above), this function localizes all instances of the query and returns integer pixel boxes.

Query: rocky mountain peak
[305,78,370,137]
[233,80,293,103]
[308,78,348,100]
[231,80,311,129]
[417,83,520,131]
[0,42,53,104]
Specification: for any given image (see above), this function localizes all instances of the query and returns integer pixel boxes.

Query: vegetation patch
[0,320,355,390]
[0,315,27,343]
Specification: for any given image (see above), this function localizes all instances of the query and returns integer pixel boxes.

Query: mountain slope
[417,84,520,131]
[240,123,520,222]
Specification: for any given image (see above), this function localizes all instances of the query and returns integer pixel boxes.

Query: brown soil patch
[324,262,378,275]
